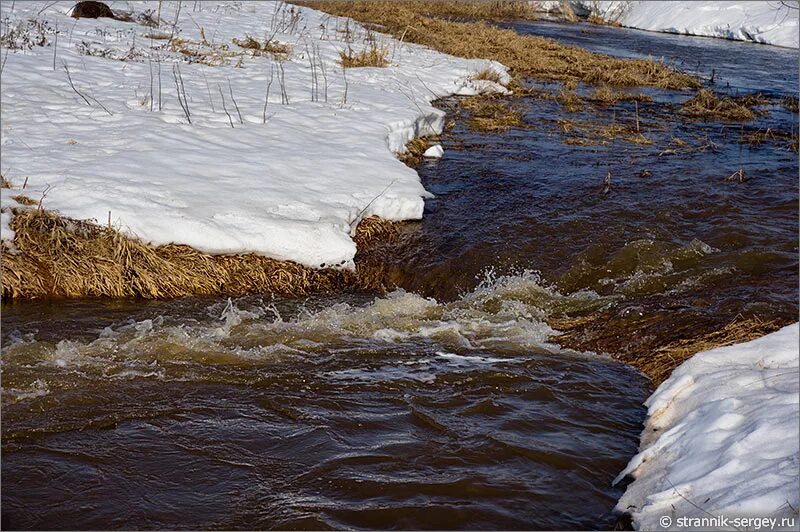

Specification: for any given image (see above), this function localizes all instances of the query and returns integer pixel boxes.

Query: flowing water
[2,21,798,531]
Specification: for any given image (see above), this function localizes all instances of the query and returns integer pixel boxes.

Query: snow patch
[576,1,799,48]
[1,1,509,268]
[616,324,800,530]
[423,144,444,158]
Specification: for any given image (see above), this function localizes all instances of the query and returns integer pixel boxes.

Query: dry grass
[558,118,652,146]
[557,89,583,112]
[2,209,399,300]
[681,89,756,121]
[551,311,789,384]
[339,43,389,67]
[398,136,432,165]
[232,35,292,57]
[297,1,700,89]
[10,195,38,206]
[350,0,539,21]
[739,127,799,153]
[639,316,786,384]
[1,175,12,188]
[589,85,652,105]
[471,67,502,84]
[460,94,523,132]
[782,95,799,113]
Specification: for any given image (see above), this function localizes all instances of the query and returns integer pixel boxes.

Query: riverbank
[560,1,800,49]
[615,323,800,530]
[0,0,511,284]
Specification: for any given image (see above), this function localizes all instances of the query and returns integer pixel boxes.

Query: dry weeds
[460,94,523,132]
[471,67,503,84]
[232,35,292,57]
[589,85,652,105]
[2,209,399,300]
[558,89,583,112]
[298,1,700,89]
[640,316,786,384]
[398,136,432,165]
[558,118,653,146]
[681,89,756,121]
[551,311,789,384]
[339,43,389,67]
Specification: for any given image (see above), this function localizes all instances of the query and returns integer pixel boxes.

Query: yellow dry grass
[681,89,756,121]
[639,316,787,384]
[2,209,399,300]
[551,312,788,384]
[557,89,583,112]
[589,85,652,105]
[232,35,292,57]
[471,67,503,84]
[349,0,539,21]
[297,1,700,89]
[339,43,389,67]
[398,136,432,165]
[460,94,523,132]
[558,118,652,146]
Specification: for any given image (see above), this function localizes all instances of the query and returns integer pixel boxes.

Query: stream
[2,19,797,531]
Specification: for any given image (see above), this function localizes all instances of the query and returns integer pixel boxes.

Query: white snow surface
[423,144,444,158]
[615,324,800,530]
[576,1,799,48]
[0,1,510,267]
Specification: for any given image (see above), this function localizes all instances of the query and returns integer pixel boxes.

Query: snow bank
[0,1,509,267]
[576,1,799,48]
[615,324,800,530]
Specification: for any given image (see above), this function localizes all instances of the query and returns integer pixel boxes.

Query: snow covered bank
[565,1,799,48]
[0,1,509,268]
[615,324,800,530]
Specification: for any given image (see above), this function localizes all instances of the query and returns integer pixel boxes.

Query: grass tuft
[471,67,503,84]
[460,94,523,132]
[232,35,292,57]
[339,43,389,67]
[681,89,756,121]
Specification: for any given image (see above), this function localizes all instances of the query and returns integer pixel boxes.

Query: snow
[615,324,800,530]
[576,1,800,48]
[423,144,444,158]
[0,1,509,267]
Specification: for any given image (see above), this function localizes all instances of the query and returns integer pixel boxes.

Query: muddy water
[2,22,798,531]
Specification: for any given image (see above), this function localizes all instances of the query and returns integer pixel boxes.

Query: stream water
[2,20,797,531]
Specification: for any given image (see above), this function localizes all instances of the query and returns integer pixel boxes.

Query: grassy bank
[297,0,700,90]
[2,209,397,300]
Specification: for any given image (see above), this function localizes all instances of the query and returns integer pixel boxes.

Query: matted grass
[460,93,523,132]
[2,209,398,300]
[297,0,700,89]
[398,136,432,165]
[550,312,790,384]
[340,43,389,67]
[681,89,757,121]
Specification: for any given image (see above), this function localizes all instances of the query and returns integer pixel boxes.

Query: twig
[202,67,215,112]
[218,84,234,128]
[350,180,395,230]
[63,62,92,107]
[263,64,274,124]
[172,63,191,123]
[341,62,348,105]
[227,78,243,124]
[52,22,58,71]
[148,58,154,111]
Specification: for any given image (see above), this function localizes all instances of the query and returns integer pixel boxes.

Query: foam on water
[1,271,613,393]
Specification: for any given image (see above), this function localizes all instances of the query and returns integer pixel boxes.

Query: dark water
[2,21,798,531]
